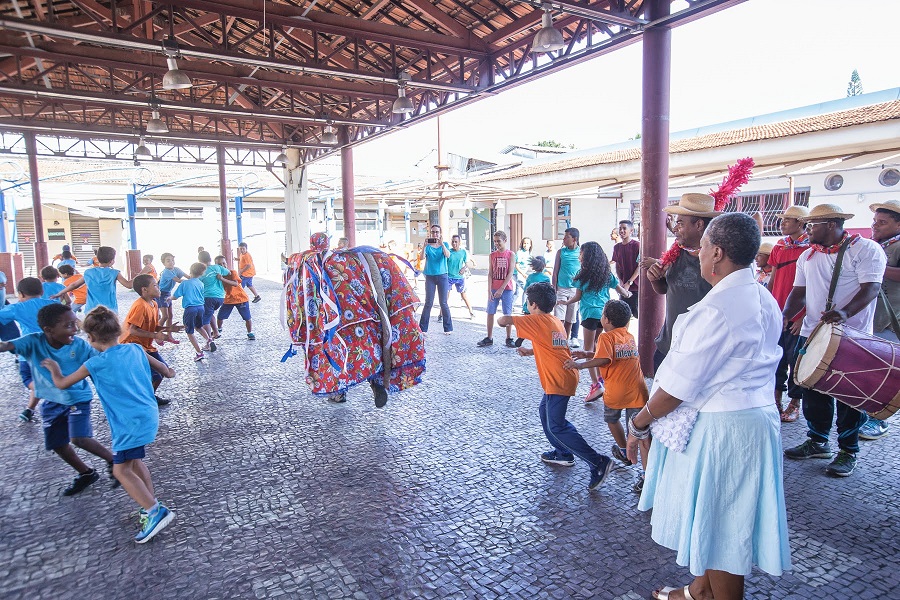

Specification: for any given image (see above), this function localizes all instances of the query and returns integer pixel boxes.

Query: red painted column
[638,0,671,377]
[340,127,356,247]
[217,145,233,268]
[24,132,49,272]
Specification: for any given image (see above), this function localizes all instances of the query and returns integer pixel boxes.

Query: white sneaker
[569,339,580,348]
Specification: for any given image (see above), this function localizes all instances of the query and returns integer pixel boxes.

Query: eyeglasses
[804,221,831,227]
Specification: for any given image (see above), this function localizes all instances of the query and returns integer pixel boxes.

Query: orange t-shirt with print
[65,274,88,305]
[593,327,648,409]
[120,297,159,351]
[511,313,578,396]
[224,269,249,305]
[239,253,256,278]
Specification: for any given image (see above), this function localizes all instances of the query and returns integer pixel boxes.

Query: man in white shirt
[782,203,885,477]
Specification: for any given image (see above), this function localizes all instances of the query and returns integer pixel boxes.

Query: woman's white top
[652,267,783,413]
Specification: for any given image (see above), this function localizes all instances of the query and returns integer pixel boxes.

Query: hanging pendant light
[146,104,168,134]
[162,37,193,90]
[322,122,339,145]
[532,4,565,54]
[392,72,414,115]
[135,137,153,159]
[274,146,288,166]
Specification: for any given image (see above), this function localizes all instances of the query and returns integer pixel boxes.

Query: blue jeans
[420,273,451,332]
[539,394,605,470]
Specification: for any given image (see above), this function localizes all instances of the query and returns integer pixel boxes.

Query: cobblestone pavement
[1,276,897,599]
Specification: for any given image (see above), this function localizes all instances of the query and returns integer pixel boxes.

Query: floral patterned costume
[283,233,425,397]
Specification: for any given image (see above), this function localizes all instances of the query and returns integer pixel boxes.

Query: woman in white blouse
[627,213,791,600]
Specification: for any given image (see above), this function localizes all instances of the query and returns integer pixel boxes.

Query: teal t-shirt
[447,248,468,280]
[0,298,56,335]
[423,243,449,276]
[11,333,97,405]
[83,266,120,312]
[200,264,229,299]
[523,272,551,314]
[556,247,581,288]
[577,273,619,320]
[173,278,205,308]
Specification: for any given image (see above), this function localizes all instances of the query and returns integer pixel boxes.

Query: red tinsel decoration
[659,157,755,267]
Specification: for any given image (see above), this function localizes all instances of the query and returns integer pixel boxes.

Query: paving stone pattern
[0,277,897,599]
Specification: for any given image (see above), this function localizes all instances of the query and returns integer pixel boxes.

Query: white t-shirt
[794,237,886,337]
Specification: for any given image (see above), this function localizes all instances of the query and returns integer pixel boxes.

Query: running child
[173,262,214,361]
[237,242,261,302]
[139,254,158,280]
[498,281,613,491]
[157,253,186,343]
[42,306,176,543]
[122,274,182,406]
[197,251,234,344]
[1,302,116,494]
[0,277,56,421]
[564,299,649,491]
[54,246,133,312]
[41,266,65,301]
[58,264,88,313]
[215,256,255,340]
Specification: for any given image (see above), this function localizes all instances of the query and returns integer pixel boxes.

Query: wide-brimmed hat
[758,242,774,255]
[775,205,809,220]
[663,193,723,218]
[870,199,900,215]
[799,203,854,221]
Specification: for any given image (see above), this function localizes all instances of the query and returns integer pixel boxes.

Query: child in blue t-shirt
[197,251,235,344]
[174,262,214,361]
[54,246,133,312]
[158,252,186,343]
[522,256,551,315]
[0,303,116,496]
[43,305,176,544]
[0,277,56,421]
[41,266,66,301]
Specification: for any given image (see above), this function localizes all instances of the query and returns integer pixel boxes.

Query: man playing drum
[782,203,886,477]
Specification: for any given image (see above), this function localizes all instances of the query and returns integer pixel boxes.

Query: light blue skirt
[638,404,791,577]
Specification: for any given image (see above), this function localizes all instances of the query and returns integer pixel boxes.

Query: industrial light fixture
[146,103,168,134]
[161,37,193,90]
[419,205,430,215]
[274,146,288,166]
[322,122,339,145]
[392,72,414,115]
[134,137,152,159]
[532,4,565,54]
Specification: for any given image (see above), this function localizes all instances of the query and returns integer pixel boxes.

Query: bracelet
[629,414,652,440]
[644,403,658,421]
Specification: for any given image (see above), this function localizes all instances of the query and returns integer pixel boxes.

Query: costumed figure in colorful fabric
[282,233,425,408]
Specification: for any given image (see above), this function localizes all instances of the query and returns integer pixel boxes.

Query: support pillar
[235,195,244,245]
[284,152,309,255]
[404,199,411,244]
[24,132,49,271]
[126,193,138,250]
[0,190,7,253]
[340,127,356,247]
[217,145,232,268]
[638,0,671,377]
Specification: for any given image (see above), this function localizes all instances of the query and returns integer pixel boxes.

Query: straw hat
[774,205,809,220]
[663,193,723,218]
[758,242,774,255]
[798,203,855,221]
[870,199,900,215]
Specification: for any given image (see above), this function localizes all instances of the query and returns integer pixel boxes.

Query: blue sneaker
[540,450,575,467]
[589,456,613,490]
[859,418,889,441]
[135,505,175,544]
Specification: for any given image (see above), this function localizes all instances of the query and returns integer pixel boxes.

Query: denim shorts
[202,297,224,324]
[42,400,93,451]
[486,289,514,315]
[241,276,253,288]
[147,350,167,384]
[113,445,146,464]
[218,301,251,321]
[448,278,466,294]
[183,305,204,334]
[156,291,172,308]
[604,405,641,425]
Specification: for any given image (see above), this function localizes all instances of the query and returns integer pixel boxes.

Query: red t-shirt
[490,250,515,291]
[768,235,808,320]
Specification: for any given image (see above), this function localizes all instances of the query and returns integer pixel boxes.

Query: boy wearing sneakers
[477,230,517,348]
[1,303,117,495]
[215,256,255,340]
[237,242,261,302]
[41,266,66,301]
[0,277,56,421]
[565,299,649,491]
[54,246,133,312]
[157,253,186,342]
[173,263,214,361]
[58,265,88,312]
[122,274,181,406]
[197,251,234,344]
[498,281,613,490]
[43,306,176,543]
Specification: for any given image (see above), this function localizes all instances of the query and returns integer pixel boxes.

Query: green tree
[535,140,566,148]
[847,69,863,97]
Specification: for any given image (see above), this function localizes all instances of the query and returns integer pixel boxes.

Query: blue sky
[353,0,900,179]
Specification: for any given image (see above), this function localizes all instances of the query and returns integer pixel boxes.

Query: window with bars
[542,198,571,240]
[724,189,810,236]
[100,207,204,218]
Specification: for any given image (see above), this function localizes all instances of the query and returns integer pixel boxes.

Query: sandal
[653,585,698,600]
[781,403,800,422]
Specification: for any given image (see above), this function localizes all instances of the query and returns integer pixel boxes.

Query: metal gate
[69,215,101,266]
[14,208,36,276]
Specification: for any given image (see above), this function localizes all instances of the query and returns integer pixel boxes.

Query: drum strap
[825,237,851,312]
[880,288,900,335]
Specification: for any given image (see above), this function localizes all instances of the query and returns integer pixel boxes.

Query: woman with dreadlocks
[557,241,632,402]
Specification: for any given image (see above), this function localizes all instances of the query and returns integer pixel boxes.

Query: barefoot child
[42,306,177,543]
[54,246,133,313]
[157,253,186,343]
[1,303,116,494]
[173,263,214,361]
[215,256,255,340]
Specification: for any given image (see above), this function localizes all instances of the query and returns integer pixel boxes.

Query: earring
[712,264,716,276]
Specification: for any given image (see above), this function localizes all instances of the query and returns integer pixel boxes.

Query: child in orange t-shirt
[215,257,255,340]
[121,274,180,406]
[236,242,261,303]
[565,299,649,489]
[140,255,158,280]
[58,264,88,313]
[499,281,612,491]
